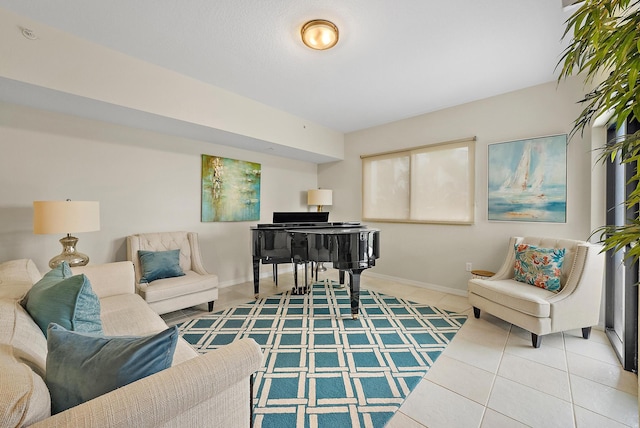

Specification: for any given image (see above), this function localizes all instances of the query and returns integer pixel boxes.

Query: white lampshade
[307,189,332,207]
[33,201,100,234]
[33,200,100,269]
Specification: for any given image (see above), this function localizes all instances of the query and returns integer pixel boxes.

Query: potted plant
[558,0,639,395]
[559,0,640,256]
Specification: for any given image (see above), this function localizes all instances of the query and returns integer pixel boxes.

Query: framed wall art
[201,154,261,222]
[488,134,567,223]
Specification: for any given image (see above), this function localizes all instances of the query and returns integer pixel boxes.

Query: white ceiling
[0,0,576,134]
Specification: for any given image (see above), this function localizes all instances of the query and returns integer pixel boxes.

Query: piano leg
[252,258,260,298]
[292,262,310,295]
[339,270,345,285]
[348,269,365,320]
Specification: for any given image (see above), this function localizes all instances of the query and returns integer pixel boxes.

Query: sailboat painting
[488,134,566,222]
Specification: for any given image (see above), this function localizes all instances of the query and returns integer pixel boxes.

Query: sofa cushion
[138,249,185,283]
[0,259,41,299]
[514,244,565,292]
[468,278,554,317]
[45,323,179,414]
[139,271,217,303]
[0,299,48,378]
[24,262,103,337]
[99,293,198,365]
[0,298,51,425]
[0,345,51,426]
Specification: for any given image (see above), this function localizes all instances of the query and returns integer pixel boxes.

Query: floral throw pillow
[514,244,566,292]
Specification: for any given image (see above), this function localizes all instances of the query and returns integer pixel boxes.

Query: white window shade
[362,138,475,224]
[362,153,410,220]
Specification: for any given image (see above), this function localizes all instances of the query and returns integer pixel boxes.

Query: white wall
[319,76,599,293]
[0,102,319,285]
[0,8,344,162]
[1,76,602,295]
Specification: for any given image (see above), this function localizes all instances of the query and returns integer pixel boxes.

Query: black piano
[251,212,380,319]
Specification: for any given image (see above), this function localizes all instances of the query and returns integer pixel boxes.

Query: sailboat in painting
[499,142,545,201]
[488,135,566,222]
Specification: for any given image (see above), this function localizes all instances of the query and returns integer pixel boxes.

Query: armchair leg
[531,333,541,348]
[473,307,481,319]
[208,301,214,312]
[582,327,591,339]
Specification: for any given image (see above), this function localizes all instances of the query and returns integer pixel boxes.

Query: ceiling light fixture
[301,19,339,50]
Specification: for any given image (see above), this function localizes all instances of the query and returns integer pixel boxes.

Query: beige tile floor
[162,270,639,428]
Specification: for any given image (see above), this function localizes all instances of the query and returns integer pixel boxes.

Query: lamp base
[48,234,90,269]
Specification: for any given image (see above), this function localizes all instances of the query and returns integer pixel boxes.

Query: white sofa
[0,259,262,427]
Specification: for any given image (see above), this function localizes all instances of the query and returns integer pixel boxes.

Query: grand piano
[251,212,380,319]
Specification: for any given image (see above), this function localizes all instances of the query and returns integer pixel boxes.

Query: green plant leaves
[560,1,640,264]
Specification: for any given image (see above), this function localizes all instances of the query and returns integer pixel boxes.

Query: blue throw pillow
[138,249,185,283]
[24,262,102,337]
[45,323,179,414]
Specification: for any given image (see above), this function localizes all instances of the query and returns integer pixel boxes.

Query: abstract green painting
[201,155,261,222]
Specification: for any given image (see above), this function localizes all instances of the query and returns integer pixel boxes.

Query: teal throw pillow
[24,262,102,337]
[45,323,179,414]
[138,249,185,283]
[514,244,566,292]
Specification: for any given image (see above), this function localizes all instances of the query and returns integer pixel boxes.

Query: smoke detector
[20,27,38,40]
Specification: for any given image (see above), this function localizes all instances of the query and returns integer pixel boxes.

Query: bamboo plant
[558,0,640,260]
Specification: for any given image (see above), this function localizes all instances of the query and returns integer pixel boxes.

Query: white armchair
[126,231,218,315]
[468,236,605,348]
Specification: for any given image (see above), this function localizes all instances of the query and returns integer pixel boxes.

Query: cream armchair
[468,236,605,348]
[126,231,218,315]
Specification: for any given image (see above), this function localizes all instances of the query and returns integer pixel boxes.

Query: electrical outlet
[465,262,472,272]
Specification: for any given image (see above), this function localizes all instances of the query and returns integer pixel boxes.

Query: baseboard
[218,264,295,289]
[218,267,467,297]
[364,271,468,297]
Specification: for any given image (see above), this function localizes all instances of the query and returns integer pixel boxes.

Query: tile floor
[162,270,639,428]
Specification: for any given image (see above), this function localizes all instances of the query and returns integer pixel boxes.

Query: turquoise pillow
[138,249,185,283]
[514,244,566,292]
[45,323,179,414]
[24,262,102,337]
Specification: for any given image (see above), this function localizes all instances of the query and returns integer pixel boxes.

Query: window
[362,137,475,224]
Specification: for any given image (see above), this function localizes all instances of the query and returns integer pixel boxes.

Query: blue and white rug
[179,282,466,428]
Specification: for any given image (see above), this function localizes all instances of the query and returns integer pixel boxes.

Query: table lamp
[307,189,332,212]
[33,200,100,269]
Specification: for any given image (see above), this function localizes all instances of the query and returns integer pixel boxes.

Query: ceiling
[0,1,576,135]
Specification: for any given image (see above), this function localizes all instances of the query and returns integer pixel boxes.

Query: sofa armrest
[30,338,263,428]
[489,236,523,280]
[71,261,136,299]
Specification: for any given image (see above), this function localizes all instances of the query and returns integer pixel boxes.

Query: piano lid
[272,211,329,223]
[252,221,361,230]
[287,227,379,235]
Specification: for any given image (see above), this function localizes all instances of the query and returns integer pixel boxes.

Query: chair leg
[473,307,481,319]
[208,301,214,312]
[582,326,591,339]
[531,333,542,348]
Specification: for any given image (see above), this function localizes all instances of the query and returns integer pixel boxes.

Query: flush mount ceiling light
[301,19,339,50]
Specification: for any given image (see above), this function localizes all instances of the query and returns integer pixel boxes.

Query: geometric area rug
[178,281,467,428]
